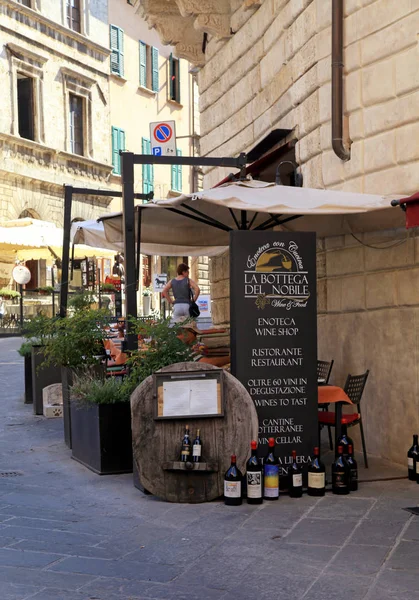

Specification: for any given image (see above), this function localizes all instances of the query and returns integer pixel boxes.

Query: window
[66,0,81,33]
[18,0,32,6]
[171,149,182,192]
[111,126,125,175]
[69,93,84,155]
[17,75,35,141]
[169,53,180,103]
[139,42,159,92]
[110,25,124,77]
[141,137,154,194]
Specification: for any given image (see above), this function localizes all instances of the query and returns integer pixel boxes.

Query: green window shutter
[176,59,181,104]
[151,46,159,92]
[111,126,120,174]
[169,52,174,100]
[142,137,153,194]
[139,41,147,87]
[110,26,124,76]
[171,162,176,191]
[177,148,182,192]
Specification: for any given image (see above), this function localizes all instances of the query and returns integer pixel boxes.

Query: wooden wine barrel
[131,362,258,503]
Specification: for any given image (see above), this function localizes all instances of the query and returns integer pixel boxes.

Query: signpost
[12,265,31,328]
[230,231,318,478]
[153,273,167,292]
[150,121,176,156]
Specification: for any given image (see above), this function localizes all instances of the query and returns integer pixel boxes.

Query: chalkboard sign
[230,231,318,477]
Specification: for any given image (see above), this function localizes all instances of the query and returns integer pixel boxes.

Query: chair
[318,370,370,468]
[318,360,334,450]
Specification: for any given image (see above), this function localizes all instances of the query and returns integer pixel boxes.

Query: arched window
[19,208,41,219]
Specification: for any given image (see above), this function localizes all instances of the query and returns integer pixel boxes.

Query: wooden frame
[153,369,224,420]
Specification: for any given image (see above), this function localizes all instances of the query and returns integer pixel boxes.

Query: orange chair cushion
[318,411,360,425]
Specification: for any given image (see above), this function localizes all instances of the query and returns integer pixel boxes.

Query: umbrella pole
[60,185,73,318]
[241,210,247,230]
[121,152,138,351]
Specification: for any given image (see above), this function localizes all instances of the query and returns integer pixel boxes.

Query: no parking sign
[150,120,177,156]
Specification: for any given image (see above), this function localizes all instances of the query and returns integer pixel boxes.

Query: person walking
[162,263,200,323]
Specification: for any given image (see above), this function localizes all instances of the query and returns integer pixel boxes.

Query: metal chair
[318,359,334,450]
[318,370,370,468]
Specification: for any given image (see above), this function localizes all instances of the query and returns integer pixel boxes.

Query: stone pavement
[0,337,418,600]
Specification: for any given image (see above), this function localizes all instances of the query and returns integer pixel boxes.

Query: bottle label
[224,481,241,498]
[181,448,190,457]
[292,473,303,487]
[193,445,201,457]
[308,472,325,489]
[333,471,347,487]
[350,468,358,482]
[247,472,262,498]
[416,461,419,475]
[408,457,414,469]
[264,465,279,497]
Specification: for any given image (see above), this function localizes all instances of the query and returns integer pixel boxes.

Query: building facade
[0,0,115,286]
[140,0,419,464]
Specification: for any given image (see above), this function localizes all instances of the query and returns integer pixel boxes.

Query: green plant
[142,287,153,297]
[37,286,54,294]
[68,290,95,311]
[42,309,109,368]
[100,283,116,292]
[126,318,195,387]
[0,288,21,299]
[23,314,56,346]
[71,373,130,405]
[17,342,32,357]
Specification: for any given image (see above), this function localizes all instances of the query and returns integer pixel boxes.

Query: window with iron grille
[141,137,154,195]
[139,41,159,92]
[111,126,126,175]
[110,25,124,77]
[66,0,81,33]
[171,149,182,192]
[69,93,84,156]
[169,53,180,103]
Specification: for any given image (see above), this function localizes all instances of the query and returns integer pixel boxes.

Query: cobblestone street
[0,337,418,600]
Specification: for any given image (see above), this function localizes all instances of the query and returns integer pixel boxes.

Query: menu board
[230,231,318,476]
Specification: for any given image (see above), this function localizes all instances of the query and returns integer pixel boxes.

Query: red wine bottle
[180,425,191,462]
[408,434,419,481]
[224,455,243,506]
[337,425,354,458]
[307,447,326,497]
[347,444,358,491]
[246,440,263,504]
[332,445,350,495]
[288,450,303,498]
[192,429,202,463]
[263,437,279,500]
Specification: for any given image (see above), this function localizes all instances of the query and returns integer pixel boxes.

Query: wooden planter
[70,400,133,475]
[31,346,61,416]
[24,355,33,404]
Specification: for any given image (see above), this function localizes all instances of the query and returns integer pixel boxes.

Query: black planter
[31,346,61,416]
[70,400,133,475]
[24,355,33,404]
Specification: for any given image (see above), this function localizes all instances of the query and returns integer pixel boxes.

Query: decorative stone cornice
[134,0,233,64]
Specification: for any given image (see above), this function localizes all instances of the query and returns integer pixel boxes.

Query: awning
[98,180,403,251]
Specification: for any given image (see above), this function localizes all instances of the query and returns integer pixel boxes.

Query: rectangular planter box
[24,355,33,404]
[70,400,133,475]
[31,346,61,415]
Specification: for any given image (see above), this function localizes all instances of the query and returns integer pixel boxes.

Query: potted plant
[70,374,133,475]
[0,288,21,304]
[42,308,108,449]
[17,342,33,404]
[22,315,60,415]
[100,283,116,293]
[37,286,55,296]
[142,286,153,316]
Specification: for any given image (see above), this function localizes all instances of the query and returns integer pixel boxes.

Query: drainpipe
[331,0,351,161]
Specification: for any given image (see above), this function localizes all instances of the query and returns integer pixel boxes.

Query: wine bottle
[192,429,202,463]
[408,434,419,481]
[307,447,326,497]
[224,455,243,506]
[332,445,350,495]
[337,425,354,458]
[263,437,279,500]
[180,425,191,462]
[246,440,263,504]
[347,444,358,492]
[288,450,303,498]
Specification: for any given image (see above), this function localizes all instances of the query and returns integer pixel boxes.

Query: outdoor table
[318,385,352,452]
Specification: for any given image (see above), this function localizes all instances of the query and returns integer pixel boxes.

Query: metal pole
[121,152,137,351]
[135,208,142,291]
[241,210,247,230]
[19,284,23,328]
[51,268,55,318]
[60,185,73,317]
